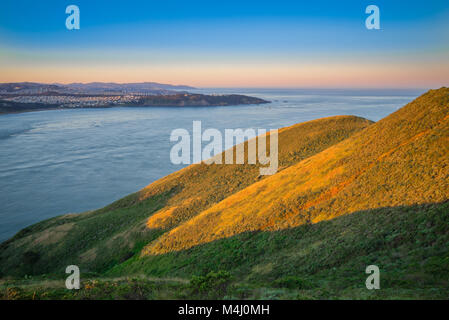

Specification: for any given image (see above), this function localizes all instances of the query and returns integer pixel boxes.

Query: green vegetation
[108,201,449,299]
[0,277,190,300]
[0,192,170,276]
[189,271,233,299]
[1,202,448,299]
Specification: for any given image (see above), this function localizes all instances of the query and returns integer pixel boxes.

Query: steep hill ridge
[0,115,371,276]
[141,116,372,231]
[144,88,449,254]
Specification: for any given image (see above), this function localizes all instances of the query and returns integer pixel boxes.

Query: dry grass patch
[33,223,75,246]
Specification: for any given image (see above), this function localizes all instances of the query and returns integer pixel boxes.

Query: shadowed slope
[109,201,449,300]
[144,88,449,254]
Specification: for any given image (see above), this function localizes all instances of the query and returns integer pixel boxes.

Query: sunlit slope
[144,88,449,254]
[0,116,370,276]
[141,116,371,230]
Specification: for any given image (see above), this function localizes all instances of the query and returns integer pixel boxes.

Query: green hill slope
[2,201,448,299]
[144,88,449,254]
[109,201,449,299]
[0,115,370,277]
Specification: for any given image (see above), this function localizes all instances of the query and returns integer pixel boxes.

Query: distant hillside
[0,82,62,93]
[0,100,59,114]
[136,93,268,107]
[59,82,195,93]
[0,93,268,114]
[0,82,271,115]
[0,82,194,94]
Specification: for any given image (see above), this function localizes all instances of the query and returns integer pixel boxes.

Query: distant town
[0,82,269,114]
[2,93,143,108]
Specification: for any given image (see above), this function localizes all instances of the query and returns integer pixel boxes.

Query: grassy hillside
[0,115,370,278]
[144,88,449,254]
[2,201,448,299]
[1,88,448,300]
[141,115,371,231]
[107,200,449,299]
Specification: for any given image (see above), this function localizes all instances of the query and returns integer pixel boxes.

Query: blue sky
[1,0,448,87]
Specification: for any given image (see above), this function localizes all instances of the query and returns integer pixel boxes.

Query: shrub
[273,276,312,290]
[22,251,40,265]
[190,270,232,298]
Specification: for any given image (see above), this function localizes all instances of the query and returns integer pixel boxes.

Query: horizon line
[0,81,436,91]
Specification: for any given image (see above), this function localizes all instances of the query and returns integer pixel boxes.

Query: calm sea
[0,88,425,241]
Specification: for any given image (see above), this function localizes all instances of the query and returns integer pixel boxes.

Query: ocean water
[0,88,425,241]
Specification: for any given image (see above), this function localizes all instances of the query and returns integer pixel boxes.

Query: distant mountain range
[0,82,195,94]
[0,82,61,93]
[56,82,196,93]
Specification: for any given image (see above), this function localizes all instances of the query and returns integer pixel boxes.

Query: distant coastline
[0,94,269,115]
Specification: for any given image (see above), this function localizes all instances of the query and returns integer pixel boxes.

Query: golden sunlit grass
[144,88,449,254]
[140,116,371,232]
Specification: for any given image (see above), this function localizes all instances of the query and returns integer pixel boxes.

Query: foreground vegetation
[1,201,448,299]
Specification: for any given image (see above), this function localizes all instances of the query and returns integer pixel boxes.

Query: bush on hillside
[190,270,232,298]
[273,276,313,289]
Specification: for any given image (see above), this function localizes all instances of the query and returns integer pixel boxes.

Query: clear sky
[1,0,448,88]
